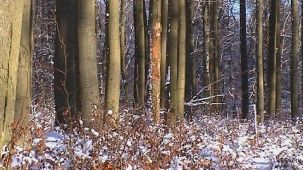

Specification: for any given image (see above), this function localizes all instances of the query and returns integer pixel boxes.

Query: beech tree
[77,0,101,125]
[16,0,32,123]
[134,0,146,107]
[209,0,220,111]
[15,0,33,144]
[202,2,211,111]
[167,0,179,127]
[267,0,277,117]
[185,0,195,118]
[276,0,282,115]
[290,0,299,118]
[0,0,24,148]
[256,0,265,122]
[177,0,186,121]
[105,0,121,124]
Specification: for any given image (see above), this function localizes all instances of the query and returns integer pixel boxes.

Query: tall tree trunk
[290,0,299,118]
[151,0,161,123]
[203,2,211,110]
[256,0,265,123]
[177,0,186,122]
[185,0,195,119]
[240,0,249,119]
[208,2,215,110]
[267,0,277,117]
[105,0,121,124]
[275,0,282,116]
[54,0,78,125]
[210,0,220,111]
[301,0,303,111]
[77,0,101,125]
[120,0,128,105]
[160,0,168,109]
[0,0,24,148]
[15,0,32,145]
[134,0,146,107]
[167,0,179,127]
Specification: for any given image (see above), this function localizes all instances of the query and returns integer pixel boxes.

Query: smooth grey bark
[105,0,121,124]
[256,0,265,123]
[0,0,24,148]
[167,0,179,127]
[77,0,101,125]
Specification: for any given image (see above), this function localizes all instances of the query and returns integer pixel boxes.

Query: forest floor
[1,112,303,170]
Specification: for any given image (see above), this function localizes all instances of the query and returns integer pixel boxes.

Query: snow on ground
[1,115,303,169]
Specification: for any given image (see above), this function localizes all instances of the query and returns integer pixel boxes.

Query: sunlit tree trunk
[151,0,161,123]
[177,0,186,122]
[0,0,23,148]
[77,0,101,125]
[167,0,179,127]
[240,0,249,119]
[290,0,299,118]
[15,0,32,145]
[256,0,265,123]
[105,0,121,124]
[54,0,78,124]
[134,0,146,107]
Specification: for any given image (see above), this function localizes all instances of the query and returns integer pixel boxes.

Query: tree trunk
[275,0,282,116]
[301,0,303,111]
[151,0,161,123]
[105,0,121,124]
[54,0,78,125]
[256,0,265,123]
[290,0,299,118]
[267,0,277,117]
[185,0,195,119]
[120,0,128,105]
[203,2,211,111]
[177,0,186,122]
[240,0,249,119]
[77,0,101,125]
[0,0,23,148]
[210,0,220,111]
[167,0,179,128]
[15,0,32,145]
[160,0,168,109]
[134,0,146,107]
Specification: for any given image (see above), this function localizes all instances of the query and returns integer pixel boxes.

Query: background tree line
[1,0,303,148]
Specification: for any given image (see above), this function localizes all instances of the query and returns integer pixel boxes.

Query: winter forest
[1,0,303,169]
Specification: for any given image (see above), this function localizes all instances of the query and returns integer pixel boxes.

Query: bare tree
[167,0,179,127]
[105,0,121,124]
[77,0,101,125]
[256,0,265,122]
[0,0,24,147]
[240,0,249,119]
[290,0,299,118]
